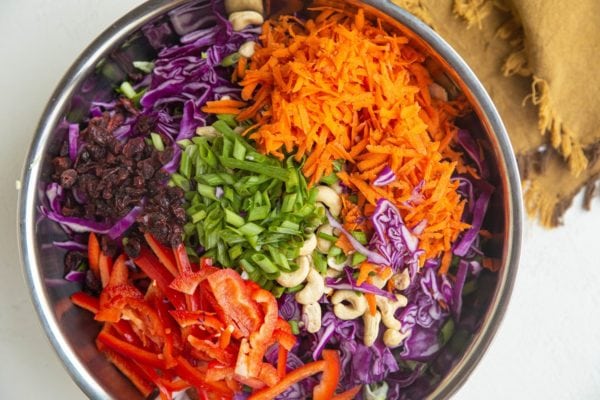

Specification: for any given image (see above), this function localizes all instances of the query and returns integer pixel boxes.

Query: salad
[44,1,496,399]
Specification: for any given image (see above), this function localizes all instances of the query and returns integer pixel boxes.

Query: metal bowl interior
[18,0,522,399]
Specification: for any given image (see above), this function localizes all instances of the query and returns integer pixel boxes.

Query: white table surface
[1,1,599,399]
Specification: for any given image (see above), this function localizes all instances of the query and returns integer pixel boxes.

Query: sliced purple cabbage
[64,270,86,283]
[68,123,79,161]
[324,267,395,300]
[453,181,493,256]
[373,166,396,187]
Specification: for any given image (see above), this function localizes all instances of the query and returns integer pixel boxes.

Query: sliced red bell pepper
[118,298,166,349]
[169,269,216,295]
[247,360,326,400]
[331,385,362,400]
[205,364,235,382]
[153,296,183,366]
[246,288,278,377]
[88,232,100,278]
[187,335,235,366]
[174,243,193,274]
[169,310,224,331]
[144,233,178,276]
[207,269,263,337]
[174,356,233,398]
[95,284,143,322]
[108,254,129,287]
[70,291,99,314]
[112,320,144,348]
[277,345,287,379]
[313,350,341,400]
[219,324,235,349]
[134,248,186,310]
[102,348,155,398]
[258,363,279,387]
[97,330,167,370]
[99,252,113,288]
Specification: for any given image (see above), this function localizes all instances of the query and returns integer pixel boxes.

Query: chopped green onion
[221,52,241,67]
[224,209,245,228]
[197,183,218,201]
[439,319,455,346]
[247,205,270,221]
[170,173,190,192]
[351,231,368,245]
[351,252,367,266]
[132,60,154,73]
[239,222,264,236]
[217,113,238,128]
[289,320,300,335]
[233,140,247,161]
[318,231,338,242]
[251,253,279,275]
[119,81,137,99]
[320,172,339,185]
[150,132,164,151]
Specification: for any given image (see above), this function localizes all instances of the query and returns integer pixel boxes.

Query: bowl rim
[18,0,522,399]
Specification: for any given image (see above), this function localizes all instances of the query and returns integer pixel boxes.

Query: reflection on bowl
[19,0,522,399]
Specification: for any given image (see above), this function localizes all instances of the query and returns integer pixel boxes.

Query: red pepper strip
[159,378,190,392]
[112,320,144,348]
[134,248,186,310]
[205,365,235,382]
[277,345,287,379]
[109,254,128,286]
[331,385,362,400]
[175,356,234,398]
[207,269,263,337]
[118,298,166,350]
[247,360,326,400]
[133,360,173,400]
[169,269,216,295]
[88,232,100,278]
[169,310,224,331]
[95,284,143,322]
[247,288,278,377]
[271,329,297,351]
[102,348,155,397]
[144,233,178,276]
[153,297,182,367]
[173,244,201,311]
[70,292,99,314]
[99,252,113,288]
[174,243,193,274]
[313,350,341,400]
[219,325,235,349]
[258,363,279,387]
[188,335,235,366]
[97,330,167,370]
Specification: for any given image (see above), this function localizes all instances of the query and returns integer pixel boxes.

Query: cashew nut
[370,274,388,289]
[295,268,325,305]
[196,126,219,138]
[327,255,347,271]
[331,290,367,320]
[276,256,310,288]
[225,0,264,15]
[238,41,256,58]
[331,182,343,195]
[383,328,409,348]
[363,311,382,347]
[315,185,342,217]
[298,234,317,257]
[325,268,342,278]
[302,303,322,333]
[228,11,264,31]
[391,269,411,291]
[316,224,334,253]
[376,294,407,330]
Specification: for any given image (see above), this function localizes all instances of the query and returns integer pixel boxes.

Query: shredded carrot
[239,9,470,260]
[439,251,453,275]
[201,106,243,115]
[356,262,378,286]
[365,292,377,316]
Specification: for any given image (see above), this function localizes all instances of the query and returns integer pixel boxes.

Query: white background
[1,1,599,399]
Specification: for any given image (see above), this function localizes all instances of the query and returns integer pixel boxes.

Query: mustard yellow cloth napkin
[392,0,600,226]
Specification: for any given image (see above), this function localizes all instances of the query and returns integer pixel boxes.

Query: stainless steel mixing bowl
[18,0,522,398]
